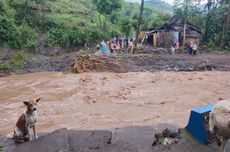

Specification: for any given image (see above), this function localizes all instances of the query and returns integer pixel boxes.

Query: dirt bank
[1,52,230,77]
[69,54,230,73]
[0,71,230,135]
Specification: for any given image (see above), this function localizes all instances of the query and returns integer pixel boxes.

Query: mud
[1,51,230,151]
[1,52,230,77]
[69,54,230,73]
[0,71,230,135]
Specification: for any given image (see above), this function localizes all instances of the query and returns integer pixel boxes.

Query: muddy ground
[1,52,230,77]
[69,53,230,73]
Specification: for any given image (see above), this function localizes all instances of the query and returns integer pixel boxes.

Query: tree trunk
[226,1,230,32]
[220,1,230,47]
[183,19,187,48]
[220,23,226,47]
[134,0,144,46]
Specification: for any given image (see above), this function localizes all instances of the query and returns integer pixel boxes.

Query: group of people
[95,37,135,56]
[186,42,198,55]
[170,41,198,55]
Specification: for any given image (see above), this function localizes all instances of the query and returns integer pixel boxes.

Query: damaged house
[144,17,201,47]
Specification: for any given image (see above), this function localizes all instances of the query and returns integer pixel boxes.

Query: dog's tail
[6,132,14,139]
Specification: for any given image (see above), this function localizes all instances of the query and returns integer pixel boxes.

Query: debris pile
[134,47,171,55]
[69,55,125,73]
[151,48,171,55]
[68,54,230,74]
[152,128,181,146]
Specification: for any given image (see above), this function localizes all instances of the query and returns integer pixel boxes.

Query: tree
[134,0,144,46]
[220,0,230,47]
[92,0,123,38]
[92,0,123,15]
[0,0,21,47]
[119,17,133,38]
[173,0,201,47]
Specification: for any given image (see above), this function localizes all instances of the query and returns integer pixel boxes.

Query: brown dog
[12,98,41,143]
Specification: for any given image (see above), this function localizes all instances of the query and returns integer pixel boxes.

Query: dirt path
[0,71,230,135]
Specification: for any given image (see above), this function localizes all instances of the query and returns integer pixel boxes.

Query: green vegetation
[173,0,230,49]
[0,0,173,51]
[0,0,229,52]
[0,51,25,72]
[205,4,230,48]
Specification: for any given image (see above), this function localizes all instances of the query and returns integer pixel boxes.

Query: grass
[0,51,26,72]
[43,0,96,28]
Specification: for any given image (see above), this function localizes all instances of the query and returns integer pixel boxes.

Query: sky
[125,0,206,5]
[162,0,174,4]
[162,0,206,5]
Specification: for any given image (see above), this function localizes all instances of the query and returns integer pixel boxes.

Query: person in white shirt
[193,43,198,55]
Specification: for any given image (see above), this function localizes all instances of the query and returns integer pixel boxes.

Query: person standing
[109,40,115,54]
[128,38,134,54]
[193,43,198,55]
[189,42,193,55]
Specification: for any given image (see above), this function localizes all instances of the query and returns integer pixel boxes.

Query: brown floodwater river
[0,72,230,135]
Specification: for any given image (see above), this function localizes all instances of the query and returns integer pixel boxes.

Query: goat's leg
[220,138,227,152]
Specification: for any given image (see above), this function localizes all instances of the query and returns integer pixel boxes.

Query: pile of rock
[151,48,171,55]
[152,128,181,146]
[133,47,171,55]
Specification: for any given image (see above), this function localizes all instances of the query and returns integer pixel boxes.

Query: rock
[68,130,112,151]
[10,128,69,152]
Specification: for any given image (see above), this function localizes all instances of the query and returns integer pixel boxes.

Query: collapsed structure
[144,16,201,47]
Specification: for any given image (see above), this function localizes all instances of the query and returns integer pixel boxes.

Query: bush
[0,60,9,70]
[18,24,39,49]
[207,40,215,48]
[177,47,184,54]
[8,51,26,72]
[0,51,26,72]
[45,26,102,48]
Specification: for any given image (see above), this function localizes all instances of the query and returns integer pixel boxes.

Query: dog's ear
[23,101,29,105]
[35,97,41,103]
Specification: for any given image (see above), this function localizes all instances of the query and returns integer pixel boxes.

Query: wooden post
[183,19,187,48]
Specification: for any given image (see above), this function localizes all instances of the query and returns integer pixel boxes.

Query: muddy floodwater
[0,72,230,135]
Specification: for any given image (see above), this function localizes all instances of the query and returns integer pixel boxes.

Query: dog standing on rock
[209,100,230,152]
[8,98,41,143]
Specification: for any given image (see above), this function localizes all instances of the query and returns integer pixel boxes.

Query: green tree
[119,17,133,37]
[173,0,201,47]
[91,0,124,39]
[92,0,123,15]
[220,0,230,47]
[0,0,21,47]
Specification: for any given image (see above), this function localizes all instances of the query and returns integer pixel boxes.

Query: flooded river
[0,72,230,135]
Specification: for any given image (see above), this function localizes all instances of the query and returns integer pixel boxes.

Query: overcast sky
[162,0,174,4]
[162,0,206,4]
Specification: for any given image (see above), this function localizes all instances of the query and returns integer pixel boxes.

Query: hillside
[0,0,173,51]
[145,0,173,14]
[125,0,173,14]
[0,0,122,51]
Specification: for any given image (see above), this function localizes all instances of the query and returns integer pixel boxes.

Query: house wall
[153,31,173,47]
[147,30,200,47]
